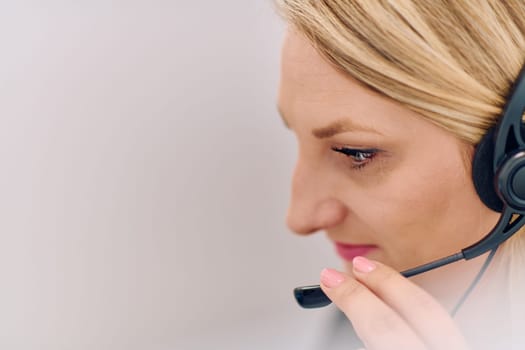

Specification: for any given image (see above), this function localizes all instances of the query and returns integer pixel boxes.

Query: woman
[275,1,525,349]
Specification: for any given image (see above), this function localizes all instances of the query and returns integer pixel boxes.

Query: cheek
[384,172,465,227]
[348,153,475,264]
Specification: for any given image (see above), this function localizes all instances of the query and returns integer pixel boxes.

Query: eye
[331,147,378,169]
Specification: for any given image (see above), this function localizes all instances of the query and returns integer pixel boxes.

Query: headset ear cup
[472,127,504,212]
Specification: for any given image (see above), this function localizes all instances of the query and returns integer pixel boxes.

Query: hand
[320,257,469,350]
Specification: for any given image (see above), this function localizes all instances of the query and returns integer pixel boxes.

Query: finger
[351,256,469,350]
[320,268,427,350]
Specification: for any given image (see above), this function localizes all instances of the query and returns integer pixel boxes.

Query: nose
[286,159,348,235]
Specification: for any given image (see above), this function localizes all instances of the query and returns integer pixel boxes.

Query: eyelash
[331,147,378,169]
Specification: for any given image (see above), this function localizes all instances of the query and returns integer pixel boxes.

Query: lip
[334,242,378,261]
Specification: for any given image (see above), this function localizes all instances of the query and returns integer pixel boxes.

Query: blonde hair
[275,0,525,143]
[275,0,525,343]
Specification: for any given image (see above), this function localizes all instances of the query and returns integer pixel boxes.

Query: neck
[412,249,511,348]
[410,251,498,311]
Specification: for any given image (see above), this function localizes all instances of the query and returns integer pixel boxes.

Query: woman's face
[277,29,500,273]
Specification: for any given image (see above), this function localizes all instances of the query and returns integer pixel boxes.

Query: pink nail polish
[353,256,376,273]
[320,268,346,288]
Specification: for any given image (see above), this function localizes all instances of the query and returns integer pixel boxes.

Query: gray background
[0,1,340,349]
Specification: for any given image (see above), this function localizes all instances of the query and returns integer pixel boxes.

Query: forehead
[278,29,422,136]
[280,29,337,86]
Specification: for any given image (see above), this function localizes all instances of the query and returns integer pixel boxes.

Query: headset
[294,62,525,309]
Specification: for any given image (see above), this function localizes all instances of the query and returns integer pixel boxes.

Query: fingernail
[352,256,376,273]
[320,268,346,288]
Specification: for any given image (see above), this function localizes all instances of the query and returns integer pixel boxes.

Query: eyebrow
[312,120,383,138]
[276,105,382,138]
